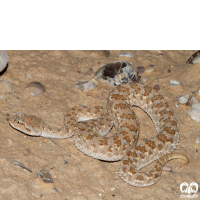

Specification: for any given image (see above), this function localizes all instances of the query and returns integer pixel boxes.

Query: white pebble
[197,89,200,96]
[75,79,98,92]
[195,138,199,144]
[192,55,200,64]
[188,108,200,122]
[178,94,189,104]
[0,50,8,72]
[192,103,200,109]
[141,76,149,83]
[188,96,198,106]
[162,166,172,171]
[111,187,115,191]
[170,79,180,85]
[145,65,155,73]
[118,53,132,58]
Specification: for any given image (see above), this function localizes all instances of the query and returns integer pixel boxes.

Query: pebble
[153,84,160,92]
[0,50,8,72]
[118,53,132,58]
[178,94,190,104]
[188,108,200,122]
[32,192,43,199]
[162,166,172,172]
[192,55,200,64]
[197,89,200,96]
[170,79,180,85]
[26,82,46,96]
[187,96,198,107]
[141,76,149,83]
[195,138,199,144]
[75,79,98,92]
[137,66,145,74]
[145,65,155,73]
[192,103,200,109]
[37,168,54,183]
[111,187,115,191]
[92,50,110,57]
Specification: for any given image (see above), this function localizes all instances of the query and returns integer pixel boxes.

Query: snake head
[9,112,43,136]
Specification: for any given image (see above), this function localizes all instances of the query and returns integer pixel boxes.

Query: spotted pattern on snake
[9,82,189,187]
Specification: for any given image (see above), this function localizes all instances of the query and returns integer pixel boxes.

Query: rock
[162,166,172,172]
[141,76,149,83]
[197,89,200,96]
[0,50,8,72]
[145,65,155,73]
[186,50,200,64]
[92,50,110,57]
[178,94,189,104]
[37,168,53,183]
[187,96,198,107]
[170,79,180,85]
[118,53,132,58]
[26,82,46,96]
[75,79,98,92]
[192,55,200,64]
[137,66,145,74]
[188,108,200,122]
[192,103,200,109]
[195,138,199,144]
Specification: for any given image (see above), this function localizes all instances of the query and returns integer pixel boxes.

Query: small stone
[197,89,200,96]
[170,79,180,85]
[37,168,54,183]
[195,138,199,144]
[118,53,132,58]
[187,96,198,107]
[192,103,200,109]
[111,187,115,191]
[0,50,8,72]
[162,166,172,172]
[192,55,200,64]
[145,65,155,73]
[75,79,98,92]
[153,84,160,92]
[178,94,190,104]
[32,192,43,199]
[26,82,46,96]
[188,108,200,122]
[92,50,110,57]
[141,76,149,83]
[137,66,145,74]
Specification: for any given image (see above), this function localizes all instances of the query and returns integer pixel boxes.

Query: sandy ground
[0,50,199,200]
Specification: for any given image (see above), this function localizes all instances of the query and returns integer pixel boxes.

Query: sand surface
[0,50,199,200]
